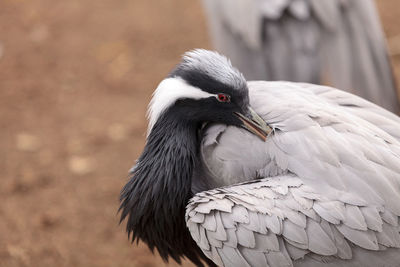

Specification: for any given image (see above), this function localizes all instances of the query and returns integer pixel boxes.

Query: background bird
[202,0,400,114]
[120,49,400,266]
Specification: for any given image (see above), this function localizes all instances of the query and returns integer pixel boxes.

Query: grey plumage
[187,176,400,267]
[202,0,400,113]
[187,81,400,266]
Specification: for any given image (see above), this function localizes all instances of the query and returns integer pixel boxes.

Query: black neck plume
[119,109,214,266]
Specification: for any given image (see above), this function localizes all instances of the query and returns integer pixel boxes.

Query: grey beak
[234,107,272,141]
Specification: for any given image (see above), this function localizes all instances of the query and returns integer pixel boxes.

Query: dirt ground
[0,1,399,266]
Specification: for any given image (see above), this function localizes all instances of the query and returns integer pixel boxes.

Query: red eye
[217,93,230,102]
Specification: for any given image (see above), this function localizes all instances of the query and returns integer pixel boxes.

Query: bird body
[188,81,400,266]
[120,50,400,266]
[202,0,400,113]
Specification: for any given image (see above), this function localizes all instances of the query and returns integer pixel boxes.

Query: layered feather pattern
[188,81,400,266]
[187,176,400,266]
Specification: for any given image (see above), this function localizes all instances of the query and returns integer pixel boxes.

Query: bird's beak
[234,107,272,142]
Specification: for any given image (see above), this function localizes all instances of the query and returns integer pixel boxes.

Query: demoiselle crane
[202,0,400,114]
[119,50,400,266]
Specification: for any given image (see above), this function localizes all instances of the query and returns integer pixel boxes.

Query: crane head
[147,49,271,141]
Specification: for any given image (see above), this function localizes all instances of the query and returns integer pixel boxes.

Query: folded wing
[186,175,400,266]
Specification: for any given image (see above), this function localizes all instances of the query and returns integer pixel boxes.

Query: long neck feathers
[119,109,213,266]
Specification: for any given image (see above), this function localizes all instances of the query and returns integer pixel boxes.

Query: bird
[119,49,400,267]
[201,0,400,114]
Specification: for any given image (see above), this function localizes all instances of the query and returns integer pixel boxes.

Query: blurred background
[0,0,400,266]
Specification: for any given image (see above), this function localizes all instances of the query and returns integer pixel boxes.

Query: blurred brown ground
[0,1,399,266]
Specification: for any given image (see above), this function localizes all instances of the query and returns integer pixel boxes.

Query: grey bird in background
[120,50,400,266]
[202,0,400,113]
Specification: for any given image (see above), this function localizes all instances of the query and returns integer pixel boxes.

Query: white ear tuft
[147,77,216,135]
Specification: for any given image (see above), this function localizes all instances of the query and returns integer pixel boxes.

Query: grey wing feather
[186,175,400,267]
[202,0,400,112]
[298,82,400,140]
[201,82,400,191]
